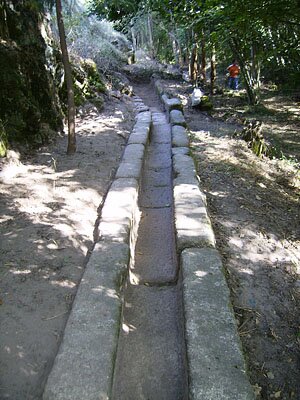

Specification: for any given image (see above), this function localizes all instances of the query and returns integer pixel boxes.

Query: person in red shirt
[227,60,240,90]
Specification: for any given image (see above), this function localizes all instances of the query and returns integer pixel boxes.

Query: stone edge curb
[154,79,255,399]
[42,97,151,400]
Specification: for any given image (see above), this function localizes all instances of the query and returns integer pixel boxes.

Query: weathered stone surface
[174,183,215,249]
[136,111,151,124]
[115,159,143,179]
[162,94,183,113]
[175,217,215,250]
[148,142,171,155]
[122,144,145,161]
[174,183,206,206]
[130,207,177,284]
[173,153,196,177]
[142,166,172,187]
[172,147,190,156]
[127,130,149,145]
[172,125,189,147]
[181,248,255,400]
[136,106,150,113]
[151,125,171,144]
[99,178,139,243]
[173,151,201,185]
[145,148,172,169]
[154,80,164,95]
[173,173,200,186]
[132,123,150,135]
[43,242,130,400]
[170,110,187,127]
[152,111,168,124]
[111,284,187,400]
[139,185,173,208]
[128,122,150,145]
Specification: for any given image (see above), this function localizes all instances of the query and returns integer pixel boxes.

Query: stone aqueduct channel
[43,81,255,400]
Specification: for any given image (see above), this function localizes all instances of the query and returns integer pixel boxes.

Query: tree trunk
[200,30,206,83]
[231,38,260,105]
[189,33,199,86]
[210,44,216,95]
[251,43,261,89]
[0,3,8,38]
[147,12,155,59]
[131,30,137,51]
[171,36,179,65]
[178,44,184,67]
[56,0,76,154]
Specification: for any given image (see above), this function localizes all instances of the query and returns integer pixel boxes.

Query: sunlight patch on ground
[122,322,136,334]
[50,279,76,289]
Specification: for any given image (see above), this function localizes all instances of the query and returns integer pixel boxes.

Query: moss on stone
[199,96,213,111]
[0,4,63,148]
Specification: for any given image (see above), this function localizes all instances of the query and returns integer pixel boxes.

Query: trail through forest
[0,77,299,400]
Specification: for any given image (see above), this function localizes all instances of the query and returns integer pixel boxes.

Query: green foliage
[88,0,143,29]
[88,0,300,97]
[59,57,106,109]
[199,96,213,111]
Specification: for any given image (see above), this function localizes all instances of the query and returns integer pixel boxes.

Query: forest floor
[0,95,135,400]
[0,72,299,400]
[161,79,300,399]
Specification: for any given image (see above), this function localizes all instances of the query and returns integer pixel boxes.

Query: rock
[162,95,183,114]
[191,88,205,107]
[172,125,189,147]
[169,110,187,127]
[110,90,122,99]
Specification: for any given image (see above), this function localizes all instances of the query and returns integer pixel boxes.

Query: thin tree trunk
[171,36,179,65]
[129,23,136,64]
[56,0,76,154]
[147,12,155,58]
[189,31,199,86]
[178,43,184,67]
[231,38,260,105]
[200,30,206,83]
[131,26,137,52]
[210,44,216,95]
[251,43,261,89]
[189,43,199,85]
[0,2,9,38]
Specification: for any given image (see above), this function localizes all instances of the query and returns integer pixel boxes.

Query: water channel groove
[111,93,188,399]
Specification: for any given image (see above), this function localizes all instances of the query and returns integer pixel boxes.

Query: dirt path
[160,79,300,399]
[0,96,134,399]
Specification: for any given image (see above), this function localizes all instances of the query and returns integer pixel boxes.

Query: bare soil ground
[162,79,300,399]
[0,96,134,400]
